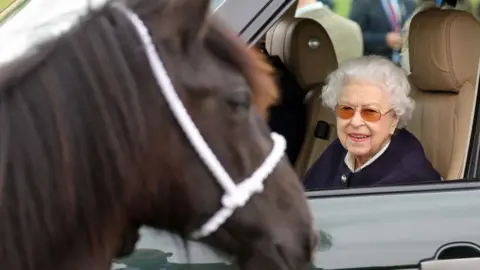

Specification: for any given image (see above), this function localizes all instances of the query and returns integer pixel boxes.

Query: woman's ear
[390,118,399,135]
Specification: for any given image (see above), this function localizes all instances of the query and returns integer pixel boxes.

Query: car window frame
[212,0,295,44]
[464,60,480,179]
[214,0,480,196]
[306,180,480,200]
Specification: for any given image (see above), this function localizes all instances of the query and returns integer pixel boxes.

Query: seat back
[264,18,325,164]
[265,17,338,177]
[407,9,480,180]
[265,17,337,90]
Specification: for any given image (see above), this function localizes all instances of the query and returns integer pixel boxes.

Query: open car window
[212,0,295,44]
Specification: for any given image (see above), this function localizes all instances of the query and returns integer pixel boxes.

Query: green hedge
[334,0,480,17]
[0,0,30,25]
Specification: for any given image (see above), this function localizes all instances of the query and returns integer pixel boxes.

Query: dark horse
[0,0,316,269]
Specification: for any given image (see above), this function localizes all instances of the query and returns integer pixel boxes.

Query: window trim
[213,0,295,44]
[465,60,480,179]
[306,180,480,199]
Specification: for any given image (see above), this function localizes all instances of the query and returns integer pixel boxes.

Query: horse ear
[166,0,211,47]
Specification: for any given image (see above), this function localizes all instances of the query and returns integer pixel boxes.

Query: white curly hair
[321,55,415,128]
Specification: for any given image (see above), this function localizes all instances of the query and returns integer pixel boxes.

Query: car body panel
[115,183,480,270]
[308,184,480,269]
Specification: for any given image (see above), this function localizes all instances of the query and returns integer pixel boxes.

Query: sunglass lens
[360,108,381,122]
[336,106,354,119]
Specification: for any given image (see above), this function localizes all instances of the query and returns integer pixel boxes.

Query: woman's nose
[349,110,364,126]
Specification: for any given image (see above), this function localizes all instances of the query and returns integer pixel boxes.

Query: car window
[270,0,480,193]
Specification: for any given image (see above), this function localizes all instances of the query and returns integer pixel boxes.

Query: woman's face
[336,80,399,162]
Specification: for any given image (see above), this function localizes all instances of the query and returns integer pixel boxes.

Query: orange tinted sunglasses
[335,105,393,122]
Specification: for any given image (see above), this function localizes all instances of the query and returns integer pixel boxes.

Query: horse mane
[247,47,279,119]
[0,0,279,269]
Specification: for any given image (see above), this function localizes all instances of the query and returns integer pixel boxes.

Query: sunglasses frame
[335,105,393,123]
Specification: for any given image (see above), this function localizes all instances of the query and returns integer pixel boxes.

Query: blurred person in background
[349,0,416,64]
[296,0,363,64]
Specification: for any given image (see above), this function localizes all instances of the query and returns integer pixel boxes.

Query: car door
[114,1,480,270]
[305,50,480,269]
[306,54,480,269]
[115,75,480,269]
[308,182,480,270]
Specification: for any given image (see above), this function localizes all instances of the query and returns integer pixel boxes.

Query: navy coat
[303,129,442,190]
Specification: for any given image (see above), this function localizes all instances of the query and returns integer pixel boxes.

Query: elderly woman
[303,56,441,190]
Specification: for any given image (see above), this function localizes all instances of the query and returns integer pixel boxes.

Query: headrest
[265,17,338,90]
[409,9,480,92]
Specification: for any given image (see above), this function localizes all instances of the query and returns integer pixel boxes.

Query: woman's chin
[346,142,371,155]
[347,144,372,157]
[350,151,371,159]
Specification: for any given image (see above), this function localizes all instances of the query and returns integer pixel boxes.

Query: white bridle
[114,5,287,239]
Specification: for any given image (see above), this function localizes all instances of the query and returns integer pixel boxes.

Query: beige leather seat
[265,17,338,177]
[407,9,480,180]
[265,17,337,91]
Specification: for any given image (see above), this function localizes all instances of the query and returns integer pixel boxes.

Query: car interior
[259,1,480,182]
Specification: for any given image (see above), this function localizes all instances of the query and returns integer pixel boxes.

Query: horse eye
[226,90,251,110]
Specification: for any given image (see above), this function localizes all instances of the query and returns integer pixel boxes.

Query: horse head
[0,0,316,269]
